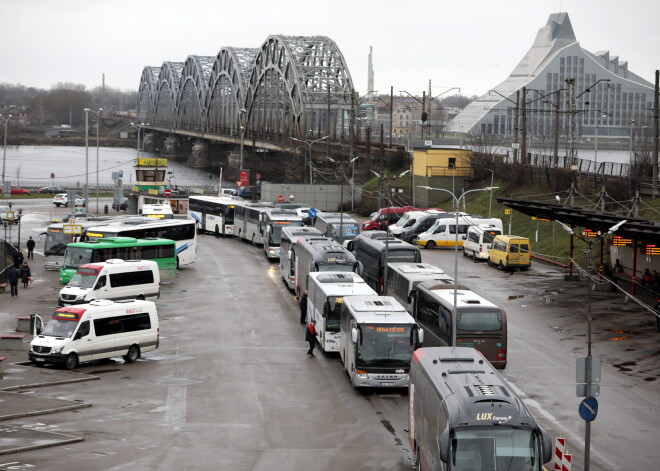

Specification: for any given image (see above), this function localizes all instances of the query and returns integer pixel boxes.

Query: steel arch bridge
[136,35,357,145]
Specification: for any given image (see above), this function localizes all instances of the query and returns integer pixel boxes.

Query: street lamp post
[238,108,247,175]
[0,114,11,193]
[594,113,608,175]
[83,108,91,207]
[291,135,329,208]
[487,169,494,217]
[556,219,626,471]
[629,119,635,165]
[418,185,499,346]
[350,155,359,211]
[85,108,102,213]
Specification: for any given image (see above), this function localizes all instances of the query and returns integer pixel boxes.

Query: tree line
[0,82,137,127]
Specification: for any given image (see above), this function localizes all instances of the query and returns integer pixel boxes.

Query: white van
[462,224,503,260]
[59,259,160,306]
[388,211,428,236]
[417,216,503,249]
[29,299,160,369]
[139,203,174,219]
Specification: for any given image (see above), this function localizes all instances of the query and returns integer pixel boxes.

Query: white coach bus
[260,208,304,259]
[306,272,377,352]
[339,295,423,388]
[188,195,245,236]
[386,262,453,313]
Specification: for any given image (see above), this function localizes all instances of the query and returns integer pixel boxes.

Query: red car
[361,206,418,231]
[0,186,31,195]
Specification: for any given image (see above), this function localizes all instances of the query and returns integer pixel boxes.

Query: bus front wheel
[64,353,79,370]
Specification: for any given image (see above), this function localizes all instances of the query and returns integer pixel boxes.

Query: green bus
[59,237,177,284]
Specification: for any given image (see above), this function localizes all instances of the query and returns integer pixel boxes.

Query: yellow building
[411,147,473,207]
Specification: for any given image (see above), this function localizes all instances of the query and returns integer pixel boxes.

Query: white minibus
[59,259,160,306]
[29,299,160,369]
[462,224,503,260]
[417,216,503,249]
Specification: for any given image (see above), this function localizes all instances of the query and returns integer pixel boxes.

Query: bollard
[104,204,109,215]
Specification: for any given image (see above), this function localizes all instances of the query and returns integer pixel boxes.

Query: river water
[1,144,636,189]
[1,145,219,189]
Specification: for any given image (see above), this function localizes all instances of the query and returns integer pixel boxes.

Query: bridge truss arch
[245,35,356,141]
[176,56,215,131]
[205,47,258,136]
[137,66,160,124]
[153,61,184,128]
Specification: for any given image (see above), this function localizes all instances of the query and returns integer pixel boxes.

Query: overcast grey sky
[2,0,658,98]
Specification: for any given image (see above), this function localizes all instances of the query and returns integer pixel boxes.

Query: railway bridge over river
[136,35,379,180]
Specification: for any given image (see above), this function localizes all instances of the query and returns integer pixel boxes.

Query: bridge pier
[187,140,209,168]
[143,133,157,153]
[164,136,180,157]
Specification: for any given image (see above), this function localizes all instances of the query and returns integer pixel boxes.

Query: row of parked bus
[190,200,551,470]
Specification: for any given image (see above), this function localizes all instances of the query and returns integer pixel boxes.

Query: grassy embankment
[358,170,660,268]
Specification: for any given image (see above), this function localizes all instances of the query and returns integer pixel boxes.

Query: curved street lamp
[1,114,12,195]
[85,108,102,212]
[418,185,499,346]
[291,135,329,208]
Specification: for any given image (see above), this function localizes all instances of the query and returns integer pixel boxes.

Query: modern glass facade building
[450,13,654,139]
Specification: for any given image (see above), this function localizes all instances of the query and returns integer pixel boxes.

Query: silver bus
[339,295,423,388]
[260,208,304,259]
[279,227,323,291]
[313,212,360,245]
[292,237,357,297]
[386,262,453,313]
[188,195,245,236]
[234,202,274,245]
[409,347,552,470]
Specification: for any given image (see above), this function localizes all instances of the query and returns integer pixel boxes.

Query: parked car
[0,205,20,224]
[38,186,65,194]
[62,212,95,222]
[112,200,128,211]
[237,186,260,199]
[0,185,31,195]
[53,193,86,207]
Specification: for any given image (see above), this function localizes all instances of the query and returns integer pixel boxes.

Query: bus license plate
[34,358,45,362]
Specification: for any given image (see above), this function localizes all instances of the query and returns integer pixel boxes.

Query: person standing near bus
[26,236,36,260]
[305,320,317,357]
[299,291,308,324]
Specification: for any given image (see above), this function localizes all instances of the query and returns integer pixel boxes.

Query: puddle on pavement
[86,369,121,374]
[507,295,524,300]
[643,377,657,382]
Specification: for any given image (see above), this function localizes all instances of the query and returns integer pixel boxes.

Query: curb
[0,401,92,421]
[0,434,84,456]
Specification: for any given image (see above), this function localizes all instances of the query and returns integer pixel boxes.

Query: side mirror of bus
[351,328,358,344]
[417,328,424,346]
[438,427,450,463]
[356,261,364,277]
[322,303,329,318]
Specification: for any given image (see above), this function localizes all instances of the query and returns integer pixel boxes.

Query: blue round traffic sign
[579,396,598,421]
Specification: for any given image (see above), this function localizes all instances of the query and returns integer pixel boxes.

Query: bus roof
[67,237,175,247]
[281,226,322,239]
[342,296,414,324]
[189,195,245,203]
[412,347,534,428]
[309,273,377,296]
[315,212,359,223]
[417,282,500,310]
[387,262,447,276]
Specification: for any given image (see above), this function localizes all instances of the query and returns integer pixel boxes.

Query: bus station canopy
[497,198,660,245]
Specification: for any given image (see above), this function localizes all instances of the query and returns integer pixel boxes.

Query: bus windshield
[42,319,78,338]
[318,263,354,273]
[451,427,540,471]
[268,222,303,245]
[457,310,503,332]
[356,324,414,367]
[45,229,70,256]
[68,272,97,288]
[63,247,93,269]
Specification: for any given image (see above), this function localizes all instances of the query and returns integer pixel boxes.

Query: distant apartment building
[360,95,448,138]
[0,105,30,126]
[449,13,654,140]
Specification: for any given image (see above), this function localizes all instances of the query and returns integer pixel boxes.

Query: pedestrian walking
[26,236,36,260]
[8,265,20,297]
[19,261,32,288]
[299,291,308,324]
[305,320,317,357]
